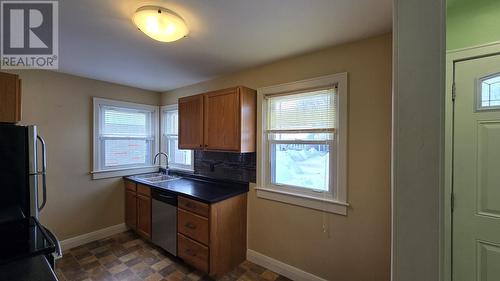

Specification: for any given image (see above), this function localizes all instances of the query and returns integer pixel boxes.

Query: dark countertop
[0,217,56,265]
[125,171,249,203]
[0,255,58,281]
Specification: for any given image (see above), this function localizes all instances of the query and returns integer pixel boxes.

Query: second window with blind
[258,73,348,215]
[161,105,194,171]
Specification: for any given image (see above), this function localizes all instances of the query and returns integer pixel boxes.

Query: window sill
[255,187,348,215]
[91,166,159,180]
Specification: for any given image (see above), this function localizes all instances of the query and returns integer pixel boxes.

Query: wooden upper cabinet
[0,72,21,123]
[204,88,240,151]
[179,94,204,149]
[179,86,256,153]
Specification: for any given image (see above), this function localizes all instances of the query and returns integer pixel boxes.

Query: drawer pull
[185,222,197,229]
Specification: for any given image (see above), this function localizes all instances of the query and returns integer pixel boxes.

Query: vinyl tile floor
[55,231,290,281]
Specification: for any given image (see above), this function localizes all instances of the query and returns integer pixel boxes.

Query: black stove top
[0,217,56,265]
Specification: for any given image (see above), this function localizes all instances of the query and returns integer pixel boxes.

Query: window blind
[164,110,178,135]
[162,107,193,170]
[267,88,337,131]
[104,139,148,167]
[100,106,153,168]
[102,107,150,137]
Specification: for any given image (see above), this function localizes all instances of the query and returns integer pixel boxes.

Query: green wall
[447,0,500,50]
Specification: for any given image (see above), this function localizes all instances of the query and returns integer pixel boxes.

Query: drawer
[178,233,209,273]
[137,184,151,197]
[178,196,209,217]
[125,180,136,192]
[178,208,209,245]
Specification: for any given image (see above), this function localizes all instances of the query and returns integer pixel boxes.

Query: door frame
[445,40,500,281]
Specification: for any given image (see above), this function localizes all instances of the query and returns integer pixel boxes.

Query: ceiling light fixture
[133,6,189,43]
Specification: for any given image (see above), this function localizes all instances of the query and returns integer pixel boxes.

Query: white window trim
[476,72,500,111]
[160,104,194,172]
[92,97,159,180]
[257,72,349,215]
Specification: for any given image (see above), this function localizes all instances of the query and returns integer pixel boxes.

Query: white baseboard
[60,223,128,252]
[246,249,327,281]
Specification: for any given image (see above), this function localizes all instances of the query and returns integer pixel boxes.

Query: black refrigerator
[0,124,61,270]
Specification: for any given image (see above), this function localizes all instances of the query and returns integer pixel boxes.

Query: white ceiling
[58,0,392,92]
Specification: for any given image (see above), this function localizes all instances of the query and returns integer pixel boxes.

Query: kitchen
[0,1,393,281]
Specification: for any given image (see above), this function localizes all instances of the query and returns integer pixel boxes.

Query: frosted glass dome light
[133,6,188,43]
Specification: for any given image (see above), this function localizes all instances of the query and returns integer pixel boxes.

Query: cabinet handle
[185,222,197,230]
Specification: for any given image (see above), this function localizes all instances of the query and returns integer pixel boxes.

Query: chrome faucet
[153,152,169,170]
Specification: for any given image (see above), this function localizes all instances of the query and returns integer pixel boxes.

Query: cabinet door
[204,88,240,151]
[0,72,21,123]
[178,208,209,245]
[178,233,209,273]
[125,190,137,230]
[137,194,151,240]
[179,94,204,149]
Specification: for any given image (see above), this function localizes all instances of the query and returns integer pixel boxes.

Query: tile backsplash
[194,151,256,183]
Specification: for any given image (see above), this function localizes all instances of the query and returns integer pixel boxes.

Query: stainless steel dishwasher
[151,189,177,256]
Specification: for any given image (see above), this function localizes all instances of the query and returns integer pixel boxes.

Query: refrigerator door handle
[37,135,47,212]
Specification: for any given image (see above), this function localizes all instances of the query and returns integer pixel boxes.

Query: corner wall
[7,70,160,240]
[392,0,445,280]
[162,33,392,281]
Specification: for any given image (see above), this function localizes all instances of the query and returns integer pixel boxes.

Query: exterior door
[178,94,204,149]
[453,54,500,281]
[204,88,240,151]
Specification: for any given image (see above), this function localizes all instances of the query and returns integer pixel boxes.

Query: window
[92,98,159,179]
[478,74,500,110]
[161,105,193,171]
[258,73,348,215]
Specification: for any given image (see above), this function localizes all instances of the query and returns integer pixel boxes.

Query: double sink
[134,172,180,184]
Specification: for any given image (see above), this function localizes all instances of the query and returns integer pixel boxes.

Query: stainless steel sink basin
[136,173,180,183]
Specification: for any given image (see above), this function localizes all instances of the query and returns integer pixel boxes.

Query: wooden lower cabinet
[124,180,151,240]
[177,194,247,278]
[178,233,209,273]
[125,190,137,230]
[178,196,209,217]
[136,194,151,240]
[125,180,247,277]
[178,208,209,245]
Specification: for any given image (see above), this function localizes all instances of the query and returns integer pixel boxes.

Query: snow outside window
[266,89,336,194]
[258,73,348,215]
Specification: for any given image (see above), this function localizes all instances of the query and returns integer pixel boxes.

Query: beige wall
[161,33,392,281]
[8,70,160,240]
[5,32,391,280]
